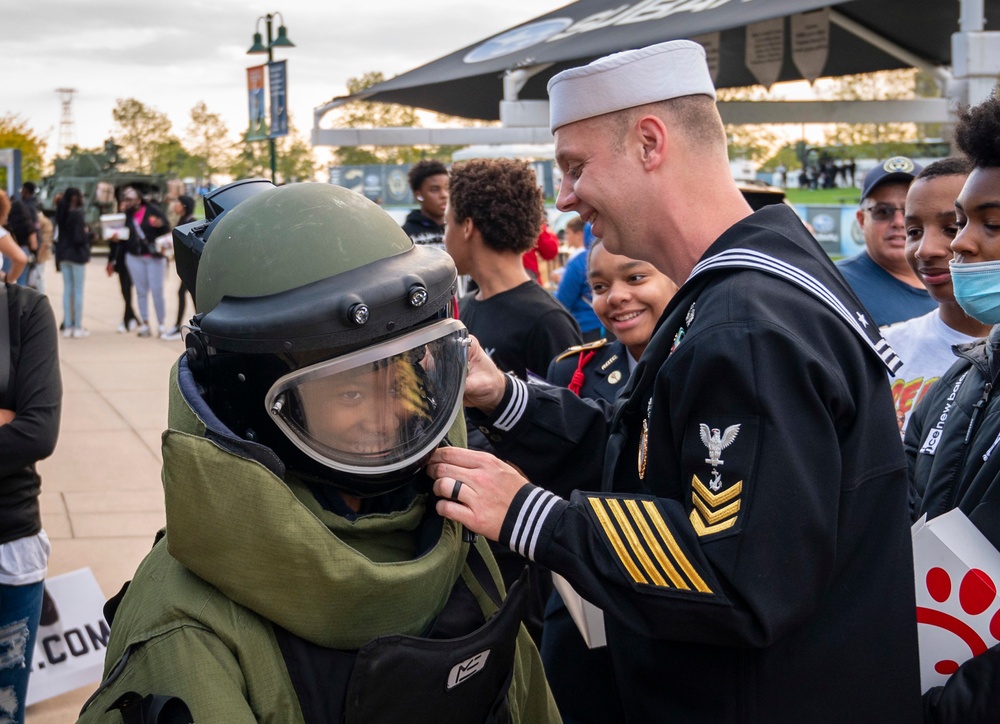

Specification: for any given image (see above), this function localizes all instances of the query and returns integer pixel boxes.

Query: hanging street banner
[269,60,289,139]
[791,8,830,84]
[246,65,267,141]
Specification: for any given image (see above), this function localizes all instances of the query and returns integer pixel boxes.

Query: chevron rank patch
[584,495,714,594]
[683,416,758,540]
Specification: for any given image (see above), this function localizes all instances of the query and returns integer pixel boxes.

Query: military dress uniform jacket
[547,339,630,403]
[469,204,922,722]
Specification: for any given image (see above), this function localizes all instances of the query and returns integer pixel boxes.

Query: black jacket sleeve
[922,643,1000,723]
[468,375,614,496]
[0,288,61,476]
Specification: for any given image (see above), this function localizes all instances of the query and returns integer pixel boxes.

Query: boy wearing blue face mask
[904,95,1000,721]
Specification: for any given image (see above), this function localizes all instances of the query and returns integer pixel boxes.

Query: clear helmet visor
[265,319,468,477]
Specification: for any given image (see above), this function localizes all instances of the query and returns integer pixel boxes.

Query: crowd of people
[2,37,1000,724]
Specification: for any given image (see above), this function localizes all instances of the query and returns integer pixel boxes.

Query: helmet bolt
[349,303,370,326]
[408,286,428,307]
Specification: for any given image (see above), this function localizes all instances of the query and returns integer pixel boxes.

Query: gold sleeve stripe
[623,499,690,590]
[641,500,713,594]
[690,509,738,536]
[588,498,648,585]
[692,475,743,505]
[605,499,669,587]
[691,493,741,525]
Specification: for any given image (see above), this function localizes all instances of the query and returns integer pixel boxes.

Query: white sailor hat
[547,39,717,133]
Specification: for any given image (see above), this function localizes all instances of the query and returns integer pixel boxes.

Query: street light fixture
[247,12,295,183]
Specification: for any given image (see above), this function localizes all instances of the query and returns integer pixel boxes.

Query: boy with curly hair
[445,158,580,382]
[444,158,581,642]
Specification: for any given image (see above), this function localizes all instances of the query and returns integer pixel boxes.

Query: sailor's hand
[428,446,526,542]
[464,335,507,415]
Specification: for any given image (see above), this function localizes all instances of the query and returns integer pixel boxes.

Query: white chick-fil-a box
[912,509,1000,692]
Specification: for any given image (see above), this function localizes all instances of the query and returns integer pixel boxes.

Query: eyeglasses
[863,204,906,222]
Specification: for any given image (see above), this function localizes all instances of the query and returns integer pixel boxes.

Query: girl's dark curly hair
[448,159,544,254]
[954,96,1000,168]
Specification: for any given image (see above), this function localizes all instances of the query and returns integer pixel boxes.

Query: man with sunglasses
[837,156,937,326]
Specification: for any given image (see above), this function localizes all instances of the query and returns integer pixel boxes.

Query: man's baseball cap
[860,157,923,201]
[547,39,716,133]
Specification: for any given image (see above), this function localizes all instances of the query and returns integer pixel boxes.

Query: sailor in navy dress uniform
[428,40,922,723]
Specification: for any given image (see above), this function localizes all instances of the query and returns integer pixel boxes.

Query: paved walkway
[26,258,187,723]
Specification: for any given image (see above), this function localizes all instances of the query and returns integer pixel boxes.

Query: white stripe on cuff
[494,375,528,431]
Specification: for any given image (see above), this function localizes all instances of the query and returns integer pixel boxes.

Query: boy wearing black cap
[163,195,196,341]
[837,157,938,326]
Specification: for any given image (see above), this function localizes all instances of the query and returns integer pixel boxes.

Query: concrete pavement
[26,258,187,723]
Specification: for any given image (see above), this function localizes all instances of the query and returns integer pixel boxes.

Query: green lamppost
[248,12,295,183]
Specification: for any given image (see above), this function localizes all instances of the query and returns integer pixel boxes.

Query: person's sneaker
[117,322,128,334]
[137,323,151,338]
[160,326,183,341]
[127,319,139,332]
[62,328,73,339]
[72,327,90,338]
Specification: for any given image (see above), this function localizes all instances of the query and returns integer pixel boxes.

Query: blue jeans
[125,254,166,326]
[60,262,86,329]
[0,581,44,724]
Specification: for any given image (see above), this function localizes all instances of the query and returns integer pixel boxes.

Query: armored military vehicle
[38,141,180,242]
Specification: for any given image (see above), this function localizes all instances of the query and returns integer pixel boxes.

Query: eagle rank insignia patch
[685,419,755,539]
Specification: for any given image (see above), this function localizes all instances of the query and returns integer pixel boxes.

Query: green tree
[112,98,174,173]
[150,137,199,178]
[0,114,47,187]
[332,72,420,165]
[329,72,464,165]
[818,69,922,159]
[717,86,784,164]
[230,118,316,184]
[186,101,234,188]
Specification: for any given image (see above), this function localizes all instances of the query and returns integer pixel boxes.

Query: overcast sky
[5,0,566,160]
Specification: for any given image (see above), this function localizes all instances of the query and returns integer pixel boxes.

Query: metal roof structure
[313,0,1000,148]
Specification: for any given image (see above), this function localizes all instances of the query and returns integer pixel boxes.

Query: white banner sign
[26,568,109,706]
[745,18,785,89]
[791,9,830,83]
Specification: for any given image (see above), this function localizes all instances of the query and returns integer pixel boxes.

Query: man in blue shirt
[836,157,937,326]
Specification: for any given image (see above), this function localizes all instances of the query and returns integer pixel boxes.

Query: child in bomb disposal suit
[76,181,558,724]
